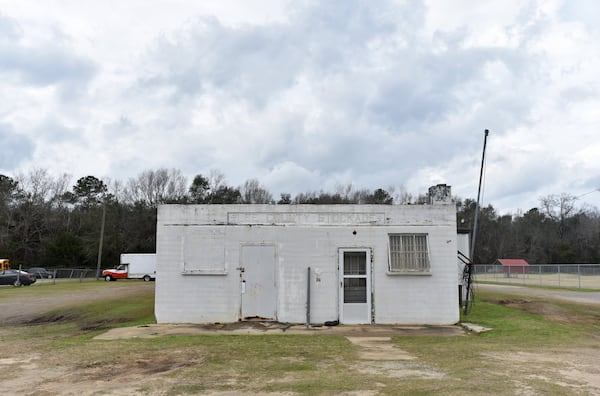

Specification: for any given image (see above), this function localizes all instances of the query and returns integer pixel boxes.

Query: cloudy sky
[1,0,599,213]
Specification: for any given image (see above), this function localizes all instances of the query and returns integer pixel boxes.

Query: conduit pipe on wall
[306,267,311,328]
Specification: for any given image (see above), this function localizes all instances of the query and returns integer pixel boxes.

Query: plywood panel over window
[181,229,227,274]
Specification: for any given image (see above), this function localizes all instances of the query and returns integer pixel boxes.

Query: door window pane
[344,278,366,303]
[344,252,366,275]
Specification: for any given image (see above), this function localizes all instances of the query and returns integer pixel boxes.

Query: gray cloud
[33,118,83,143]
[0,15,96,89]
[0,13,22,41]
[137,0,549,185]
[0,47,94,86]
[1,1,599,213]
[0,124,34,169]
[140,1,417,104]
[559,0,600,29]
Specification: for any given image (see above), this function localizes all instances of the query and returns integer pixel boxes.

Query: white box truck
[102,253,156,282]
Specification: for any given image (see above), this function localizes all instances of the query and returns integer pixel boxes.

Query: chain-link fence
[30,268,101,282]
[474,264,600,290]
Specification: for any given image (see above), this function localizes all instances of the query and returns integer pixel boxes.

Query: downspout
[306,267,311,328]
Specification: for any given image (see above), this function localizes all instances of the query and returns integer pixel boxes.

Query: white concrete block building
[155,186,459,325]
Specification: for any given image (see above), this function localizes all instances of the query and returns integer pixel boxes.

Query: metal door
[241,245,276,320]
[339,249,371,324]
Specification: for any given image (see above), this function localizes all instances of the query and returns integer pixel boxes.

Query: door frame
[239,244,277,321]
[338,247,372,324]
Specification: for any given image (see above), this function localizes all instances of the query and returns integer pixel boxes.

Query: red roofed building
[495,259,529,274]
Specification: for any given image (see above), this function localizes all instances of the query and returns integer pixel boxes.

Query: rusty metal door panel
[241,245,276,320]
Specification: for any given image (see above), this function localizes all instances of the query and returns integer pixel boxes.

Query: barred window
[389,234,430,272]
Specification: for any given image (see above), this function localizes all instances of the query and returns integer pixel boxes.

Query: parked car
[0,270,37,286]
[28,267,53,279]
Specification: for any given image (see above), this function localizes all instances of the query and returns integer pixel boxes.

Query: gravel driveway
[476,283,600,305]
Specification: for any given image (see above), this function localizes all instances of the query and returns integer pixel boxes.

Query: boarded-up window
[388,234,430,273]
[181,229,226,274]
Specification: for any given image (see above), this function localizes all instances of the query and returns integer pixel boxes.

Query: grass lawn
[1,281,599,395]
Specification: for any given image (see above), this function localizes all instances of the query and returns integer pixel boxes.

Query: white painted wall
[457,233,470,259]
[155,204,459,325]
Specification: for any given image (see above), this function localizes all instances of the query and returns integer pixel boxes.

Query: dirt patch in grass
[346,336,416,361]
[26,312,81,324]
[0,348,207,395]
[355,361,445,379]
[486,296,600,326]
[26,309,135,331]
[81,351,205,380]
[499,299,568,320]
[484,348,600,393]
[347,336,445,382]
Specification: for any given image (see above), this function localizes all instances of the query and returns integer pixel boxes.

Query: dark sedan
[28,267,54,279]
[0,270,36,286]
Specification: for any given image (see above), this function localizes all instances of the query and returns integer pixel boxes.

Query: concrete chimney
[428,184,452,204]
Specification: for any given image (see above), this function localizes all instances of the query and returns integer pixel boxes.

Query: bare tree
[335,183,354,202]
[540,193,577,221]
[240,179,273,204]
[394,185,414,204]
[126,168,187,207]
[208,169,226,193]
[51,173,72,207]
[106,178,126,203]
[540,193,578,239]
[15,169,56,204]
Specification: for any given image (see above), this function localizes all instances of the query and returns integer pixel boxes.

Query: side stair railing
[458,251,474,315]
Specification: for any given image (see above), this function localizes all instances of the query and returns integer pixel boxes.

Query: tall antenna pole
[463,129,489,315]
[470,129,489,261]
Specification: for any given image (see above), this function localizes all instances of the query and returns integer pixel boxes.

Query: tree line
[1,168,599,269]
[457,194,600,265]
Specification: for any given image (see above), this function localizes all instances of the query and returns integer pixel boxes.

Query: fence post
[539,265,542,286]
[558,265,561,287]
[578,265,581,289]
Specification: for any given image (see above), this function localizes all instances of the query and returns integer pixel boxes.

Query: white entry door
[339,249,371,324]
[241,245,276,320]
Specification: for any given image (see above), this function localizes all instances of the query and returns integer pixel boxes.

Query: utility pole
[464,129,489,315]
[470,129,489,261]
[96,201,106,280]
